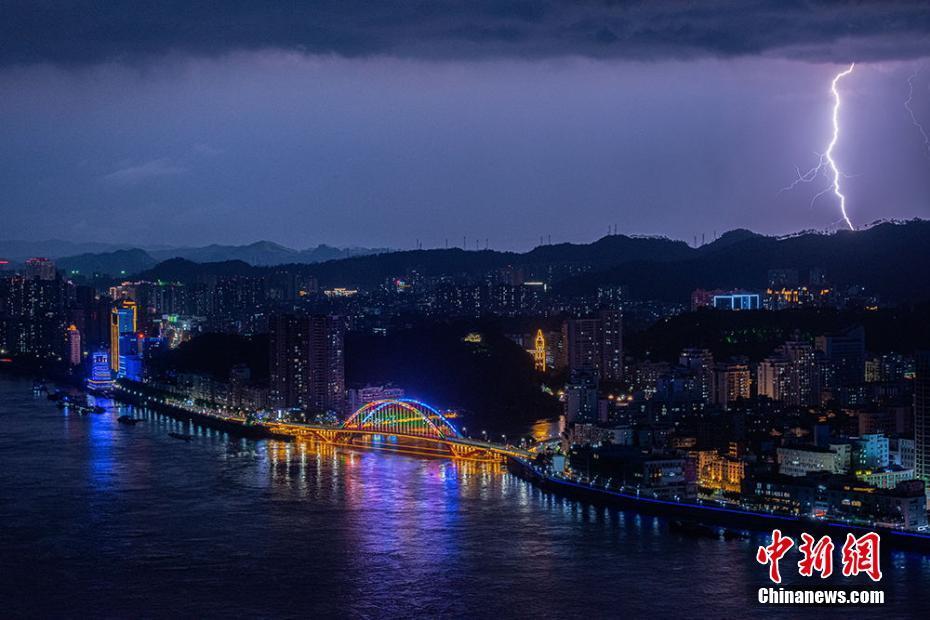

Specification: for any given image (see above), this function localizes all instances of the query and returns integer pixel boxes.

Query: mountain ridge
[131,220,930,304]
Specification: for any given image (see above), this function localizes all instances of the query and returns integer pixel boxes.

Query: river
[0,376,927,618]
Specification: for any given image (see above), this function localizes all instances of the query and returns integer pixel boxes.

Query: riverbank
[507,456,930,552]
[111,382,291,441]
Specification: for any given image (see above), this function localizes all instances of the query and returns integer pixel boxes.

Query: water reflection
[2,377,929,618]
[529,416,562,443]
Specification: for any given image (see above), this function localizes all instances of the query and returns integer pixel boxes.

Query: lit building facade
[270,313,345,416]
[110,300,137,372]
[533,329,546,372]
[777,444,851,477]
[712,292,760,310]
[66,324,81,366]
[757,341,816,406]
[695,450,746,494]
[713,360,751,409]
[24,257,57,281]
[86,351,114,393]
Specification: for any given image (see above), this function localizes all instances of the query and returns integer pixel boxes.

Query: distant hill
[136,258,255,282]
[0,239,133,261]
[27,241,393,276]
[148,241,299,265]
[149,241,390,266]
[559,220,930,303]
[57,249,158,277]
[98,220,930,305]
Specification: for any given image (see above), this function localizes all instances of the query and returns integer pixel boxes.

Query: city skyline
[2,3,930,249]
[4,4,930,616]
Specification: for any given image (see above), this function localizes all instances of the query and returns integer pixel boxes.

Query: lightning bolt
[825,63,855,231]
[782,63,856,231]
[905,68,930,159]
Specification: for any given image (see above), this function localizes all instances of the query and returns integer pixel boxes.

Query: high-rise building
[562,318,601,375]
[0,274,67,359]
[713,360,751,409]
[679,348,714,402]
[815,325,865,388]
[599,308,623,382]
[564,372,601,423]
[110,300,137,373]
[757,341,816,406]
[66,324,81,366]
[915,352,930,487]
[24,257,57,281]
[270,314,345,416]
[561,311,623,382]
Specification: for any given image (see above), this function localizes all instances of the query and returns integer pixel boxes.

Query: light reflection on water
[1,376,928,618]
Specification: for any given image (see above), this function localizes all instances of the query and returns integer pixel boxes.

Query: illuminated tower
[110,300,137,372]
[534,329,546,372]
[66,324,81,366]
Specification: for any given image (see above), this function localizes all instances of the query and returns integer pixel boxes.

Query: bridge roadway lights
[308,428,341,443]
[265,399,524,463]
[448,442,505,463]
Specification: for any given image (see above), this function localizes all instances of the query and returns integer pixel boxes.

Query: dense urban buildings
[1,225,929,533]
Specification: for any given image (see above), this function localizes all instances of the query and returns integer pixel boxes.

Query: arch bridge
[266,399,526,462]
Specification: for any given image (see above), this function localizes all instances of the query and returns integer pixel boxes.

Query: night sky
[2,1,930,250]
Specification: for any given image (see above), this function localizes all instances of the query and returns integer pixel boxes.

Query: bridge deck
[263,421,530,460]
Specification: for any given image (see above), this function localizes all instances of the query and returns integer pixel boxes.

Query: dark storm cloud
[3,1,930,67]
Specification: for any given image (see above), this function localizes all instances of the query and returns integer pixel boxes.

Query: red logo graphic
[757,530,882,583]
[756,529,794,584]
[797,533,834,578]
[840,532,882,582]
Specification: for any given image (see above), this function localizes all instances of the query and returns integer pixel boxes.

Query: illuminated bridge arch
[342,399,462,440]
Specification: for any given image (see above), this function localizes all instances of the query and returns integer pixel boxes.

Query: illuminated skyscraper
[533,329,547,372]
[110,300,137,373]
[66,324,81,366]
[713,360,751,410]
